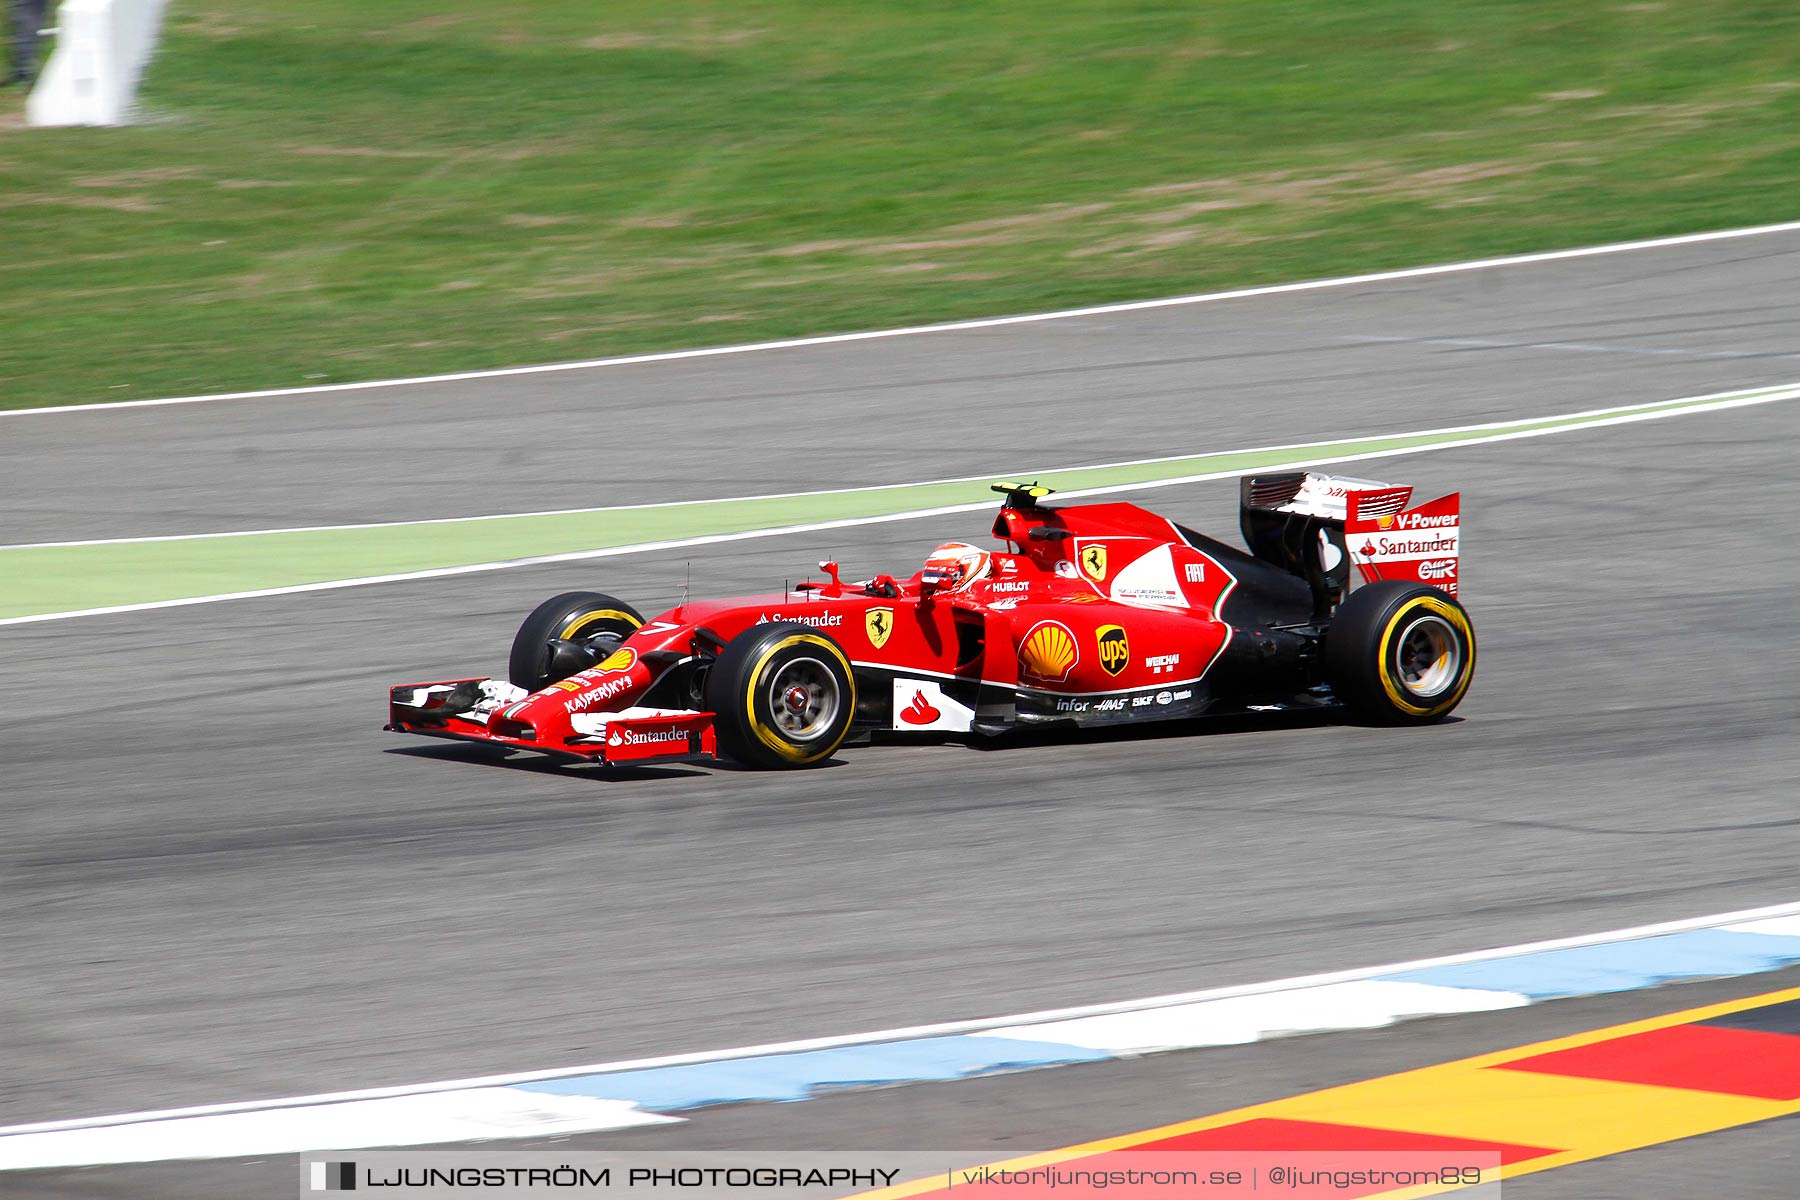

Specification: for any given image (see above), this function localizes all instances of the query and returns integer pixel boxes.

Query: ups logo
[1096,625,1129,676]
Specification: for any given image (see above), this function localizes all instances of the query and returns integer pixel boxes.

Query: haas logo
[898,690,941,726]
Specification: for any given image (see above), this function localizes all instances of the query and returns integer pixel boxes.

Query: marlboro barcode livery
[387,475,1476,770]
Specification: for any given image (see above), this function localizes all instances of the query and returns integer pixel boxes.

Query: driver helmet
[920,541,993,593]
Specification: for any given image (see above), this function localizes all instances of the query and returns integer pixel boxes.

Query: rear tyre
[508,591,644,692]
[706,623,856,769]
[1326,581,1475,724]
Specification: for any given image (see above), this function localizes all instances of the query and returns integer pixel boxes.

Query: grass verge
[1,0,1798,409]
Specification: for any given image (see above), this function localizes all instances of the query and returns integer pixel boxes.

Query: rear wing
[1345,486,1461,597]
[1239,471,1461,607]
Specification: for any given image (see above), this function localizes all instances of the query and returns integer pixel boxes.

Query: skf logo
[1096,625,1129,676]
[595,648,637,673]
[1018,621,1078,682]
[310,1161,356,1191]
[1079,544,1107,581]
[865,607,894,649]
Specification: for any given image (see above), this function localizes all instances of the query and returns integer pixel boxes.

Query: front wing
[387,679,717,764]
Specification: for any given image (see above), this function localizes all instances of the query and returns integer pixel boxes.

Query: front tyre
[1326,581,1475,724]
[508,591,644,692]
[706,623,856,769]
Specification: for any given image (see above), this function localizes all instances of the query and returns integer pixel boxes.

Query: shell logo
[595,648,637,673]
[1018,621,1079,682]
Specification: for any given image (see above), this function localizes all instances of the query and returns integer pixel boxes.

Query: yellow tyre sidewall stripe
[1376,594,1475,717]
[745,633,856,764]
[556,608,641,641]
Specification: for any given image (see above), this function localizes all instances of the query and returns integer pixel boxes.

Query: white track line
[5,898,1797,1139]
[6,219,1800,418]
[1344,334,1800,363]
[7,383,1788,551]
[3,382,1795,627]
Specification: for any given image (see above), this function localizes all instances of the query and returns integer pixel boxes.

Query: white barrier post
[26,0,170,127]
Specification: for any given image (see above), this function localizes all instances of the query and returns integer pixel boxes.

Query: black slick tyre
[508,591,644,692]
[1326,580,1475,724]
[705,623,856,769]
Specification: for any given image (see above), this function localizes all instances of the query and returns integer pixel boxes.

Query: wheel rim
[1392,614,1462,698]
[765,657,840,742]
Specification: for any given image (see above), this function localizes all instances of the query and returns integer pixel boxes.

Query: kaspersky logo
[310,1161,356,1191]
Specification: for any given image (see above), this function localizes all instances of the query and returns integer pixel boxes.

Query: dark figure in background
[6,0,49,86]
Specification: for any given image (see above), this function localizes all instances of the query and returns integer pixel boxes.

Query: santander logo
[898,690,941,726]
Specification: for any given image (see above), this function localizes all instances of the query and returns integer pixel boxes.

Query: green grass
[2,0,1798,409]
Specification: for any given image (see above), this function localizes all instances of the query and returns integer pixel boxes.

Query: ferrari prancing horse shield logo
[865,607,895,649]
[1080,544,1107,581]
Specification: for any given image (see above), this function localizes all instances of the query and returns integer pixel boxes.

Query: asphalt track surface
[5,229,1800,1194]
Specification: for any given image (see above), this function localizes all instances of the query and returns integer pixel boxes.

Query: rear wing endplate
[1345,486,1461,596]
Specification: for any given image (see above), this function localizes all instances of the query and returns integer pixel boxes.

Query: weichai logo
[1096,625,1129,676]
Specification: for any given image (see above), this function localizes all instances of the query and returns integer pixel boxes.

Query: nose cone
[511,655,657,743]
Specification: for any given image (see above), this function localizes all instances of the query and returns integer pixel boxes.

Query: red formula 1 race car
[387,475,1474,769]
